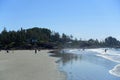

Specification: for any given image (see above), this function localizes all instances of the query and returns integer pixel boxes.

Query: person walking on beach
[35,49,37,54]
[6,50,9,53]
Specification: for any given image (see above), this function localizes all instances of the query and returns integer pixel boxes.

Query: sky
[0,0,120,40]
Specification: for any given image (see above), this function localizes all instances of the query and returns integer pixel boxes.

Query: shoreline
[0,50,66,80]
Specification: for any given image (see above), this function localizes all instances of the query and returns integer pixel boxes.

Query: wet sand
[0,50,66,80]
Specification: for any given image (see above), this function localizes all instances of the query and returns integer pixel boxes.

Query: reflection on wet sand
[57,54,83,66]
[50,51,115,68]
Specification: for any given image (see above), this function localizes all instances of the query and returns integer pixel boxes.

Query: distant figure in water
[105,49,108,53]
[35,49,37,54]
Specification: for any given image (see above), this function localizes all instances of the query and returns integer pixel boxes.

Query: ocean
[56,48,120,80]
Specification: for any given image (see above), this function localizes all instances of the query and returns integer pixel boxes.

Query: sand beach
[0,50,65,80]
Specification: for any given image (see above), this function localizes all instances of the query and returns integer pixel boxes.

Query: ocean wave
[61,48,120,77]
[88,48,107,54]
[88,48,120,77]
[109,64,120,77]
[96,54,120,63]
[88,48,120,63]
[60,49,77,53]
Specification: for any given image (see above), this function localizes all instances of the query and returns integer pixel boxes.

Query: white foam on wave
[97,54,120,63]
[88,48,120,63]
[109,64,120,77]
[87,48,107,54]
[60,49,77,53]
[60,48,85,54]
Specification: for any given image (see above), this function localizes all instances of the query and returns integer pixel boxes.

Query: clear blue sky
[0,0,120,40]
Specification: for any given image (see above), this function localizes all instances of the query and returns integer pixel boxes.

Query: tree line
[0,27,72,49]
[0,27,120,50]
[69,36,120,48]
